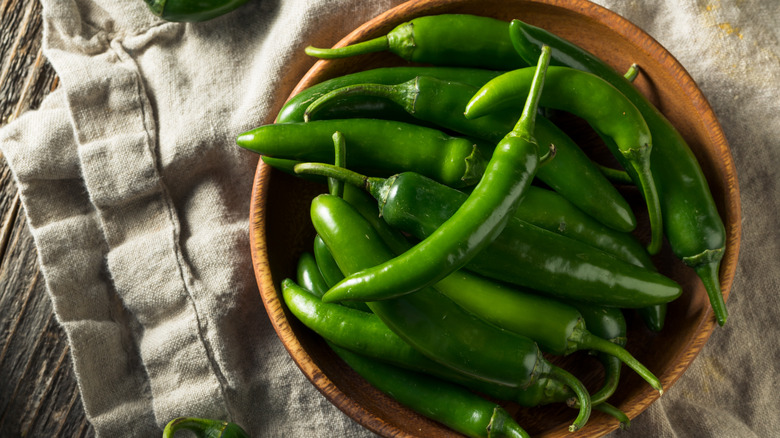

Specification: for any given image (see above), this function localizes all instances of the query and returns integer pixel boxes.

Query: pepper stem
[624,63,640,82]
[162,417,249,438]
[577,331,663,394]
[594,402,631,430]
[513,45,551,135]
[305,36,389,59]
[549,365,591,432]
[631,159,664,255]
[597,163,634,185]
[695,261,728,326]
[304,81,415,122]
[588,355,622,406]
[294,162,371,190]
[328,132,346,197]
[487,406,532,438]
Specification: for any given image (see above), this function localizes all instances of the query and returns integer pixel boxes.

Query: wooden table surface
[1,0,94,436]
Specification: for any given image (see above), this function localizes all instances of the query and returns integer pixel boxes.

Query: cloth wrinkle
[106,28,234,426]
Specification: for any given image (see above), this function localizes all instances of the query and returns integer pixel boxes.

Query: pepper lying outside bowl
[247,0,741,436]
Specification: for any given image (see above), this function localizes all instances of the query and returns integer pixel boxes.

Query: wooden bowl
[249,0,741,436]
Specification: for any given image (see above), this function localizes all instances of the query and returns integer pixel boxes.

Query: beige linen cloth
[0,0,777,436]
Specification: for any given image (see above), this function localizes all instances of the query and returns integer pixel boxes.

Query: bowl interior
[249,0,741,436]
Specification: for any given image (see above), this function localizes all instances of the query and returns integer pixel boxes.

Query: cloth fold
[0,0,777,437]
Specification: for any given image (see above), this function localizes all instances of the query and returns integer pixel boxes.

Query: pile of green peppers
[237,13,728,437]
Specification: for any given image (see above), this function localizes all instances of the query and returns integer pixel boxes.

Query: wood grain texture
[250,0,741,437]
[0,0,93,436]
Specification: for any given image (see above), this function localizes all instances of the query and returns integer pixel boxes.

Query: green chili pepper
[295,162,681,309]
[433,270,661,393]
[282,278,573,408]
[508,19,730,326]
[309,193,591,430]
[236,119,486,188]
[465,64,663,255]
[319,202,635,427]
[292,250,632,427]
[144,0,249,22]
[333,177,659,395]
[342,185,411,256]
[315,46,553,304]
[285,154,650,270]
[598,164,634,185]
[568,303,629,406]
[312,236,343,290]
[162,417,249,438]
[296,252,328,298]
[305,14,525,70]
[594,402,631,430]
[516,186,651,267]
[328,181,659,394]
[312,235,369,312]
[637,304,667,333]
[521,180,667,332]
[304,75,636,232]
[277,67,503,124]
[331,345,531,438]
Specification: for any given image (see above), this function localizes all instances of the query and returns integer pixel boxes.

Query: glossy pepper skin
[312,235,369,312]
[144,0,248,22]
[295,163,681,309]
[276,66,503,124]
[296,252,328,299]
[304,75,636,232]
[433,270,662,393]
[332,345,531,438]
[318,47,553,304]
[282,278,572,409]
[508,19,730,326]
[329,182,659,392]
[516,186,650,267]
[280,155,650,270]
[236,119,487,188]
[569,303,629,406]
[162,417,249,438]
[310,193,592,431]
[465,65,663,255]
[305,14,526,70]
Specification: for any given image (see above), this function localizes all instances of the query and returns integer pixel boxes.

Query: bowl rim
[249,0,742,436]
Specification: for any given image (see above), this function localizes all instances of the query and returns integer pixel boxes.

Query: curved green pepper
[296,252,328,299]
[433,270,661,393]
[310,193,592,431]
[277,66,503,124]
[305,14,526,70]
[295,163,681,308]
[312,235,369,312]
[304,75,636,232]
[237,119,487,188]
[465,65,663,255]
[332,345,531,438]
[283,278,572,409]
[162,417,249,438]
[508,19,729,326]
[569,303,629,406]
[316,47,552,304]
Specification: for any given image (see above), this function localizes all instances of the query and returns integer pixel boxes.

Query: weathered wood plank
[0,203,93,437]
[0,0,91,436]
